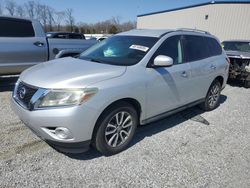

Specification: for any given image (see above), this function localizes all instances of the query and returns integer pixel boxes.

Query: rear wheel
[93,102,138,156]
[200,80,222,111]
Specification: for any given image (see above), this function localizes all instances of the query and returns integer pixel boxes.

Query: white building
[137,1,250,41]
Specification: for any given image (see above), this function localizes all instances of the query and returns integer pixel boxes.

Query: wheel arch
[215,75,224,86]
[205,76,224,96]
[91,98,142,141]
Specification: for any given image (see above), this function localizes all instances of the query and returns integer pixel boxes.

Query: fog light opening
[55,127,71,139]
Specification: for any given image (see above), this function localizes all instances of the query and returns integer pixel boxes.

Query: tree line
[0,0,136,34]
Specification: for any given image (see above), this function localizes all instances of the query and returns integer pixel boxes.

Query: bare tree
[36,4,48,28]
[25,1,36,19]
[111,16,121,25]
[120,21,136,32]
[5,0,16,16]
[46,6,55,31]
[65,8,75,32]
[16,5,25,17]
[55,11,65,31]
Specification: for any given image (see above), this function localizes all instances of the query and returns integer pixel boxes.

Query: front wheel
[200,80,222,111]
[93,102,138,156]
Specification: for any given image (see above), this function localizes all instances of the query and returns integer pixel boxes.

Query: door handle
[181,71,188,78]
[33,41,44,47]
[210,65,216,70]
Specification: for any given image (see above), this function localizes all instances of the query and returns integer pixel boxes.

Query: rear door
[146,35,193,118]
[182,35,219,101]
[0,18,48,74]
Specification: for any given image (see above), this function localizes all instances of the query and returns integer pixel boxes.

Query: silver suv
[12,29,229,155]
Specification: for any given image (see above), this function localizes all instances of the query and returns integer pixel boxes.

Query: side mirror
[153,55,173,67]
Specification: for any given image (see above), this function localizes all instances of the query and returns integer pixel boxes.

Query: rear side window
[182,35,210,62]
[0,19,35,37]
[69,34,84,39]
[205,37,222,56]
[153,35,183,65]
[54,34,68,39]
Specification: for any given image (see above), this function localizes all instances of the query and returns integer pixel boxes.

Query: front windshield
[222,41,250,53]
[79,36,158,66]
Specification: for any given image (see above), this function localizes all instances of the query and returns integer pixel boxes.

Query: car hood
[225,50,250,59]
[20,57,126,88]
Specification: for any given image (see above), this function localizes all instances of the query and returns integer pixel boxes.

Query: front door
[145,35,193,119]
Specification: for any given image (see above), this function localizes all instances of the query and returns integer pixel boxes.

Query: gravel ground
[0,79,250,188]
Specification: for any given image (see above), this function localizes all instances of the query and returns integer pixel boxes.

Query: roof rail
[176,28,211,35]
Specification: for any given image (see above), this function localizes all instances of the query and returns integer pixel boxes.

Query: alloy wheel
[208,83,220,108]
[105,111,133,148]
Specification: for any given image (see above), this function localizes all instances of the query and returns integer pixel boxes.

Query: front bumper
[11,97,99,153]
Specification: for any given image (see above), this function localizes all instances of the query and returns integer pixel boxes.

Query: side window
[182,35,210,62]
[54,34,68,39]
[69,34,83,39]
[154,35,183,65]
[0,19,35,37]
[205,37,222,56]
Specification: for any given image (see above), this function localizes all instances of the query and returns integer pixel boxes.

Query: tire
[244,80,250,88]
[93,102,138,156]
[200,80,222,111]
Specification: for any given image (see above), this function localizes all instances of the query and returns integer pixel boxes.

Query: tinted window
[69,34,84,39]
[205,37,222,56]
[0,19,35,37]
[182,35,210,62]
[153,35,183,65]
[54,34,68,39]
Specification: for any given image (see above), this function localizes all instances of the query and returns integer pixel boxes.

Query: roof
[118,28,212,38]
[138,1,250,17]
[0,15,35,22]
[117,29,173,38]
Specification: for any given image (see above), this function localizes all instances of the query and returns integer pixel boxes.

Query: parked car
[12,29,229,155]
[222,40,250,88]
[96,36,108,42]
[46,32,86,40]
[0,16,97,75]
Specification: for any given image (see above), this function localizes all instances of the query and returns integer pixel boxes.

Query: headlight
[37,88,98,108]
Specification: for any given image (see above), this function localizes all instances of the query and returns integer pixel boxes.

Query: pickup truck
[0,16,97,75]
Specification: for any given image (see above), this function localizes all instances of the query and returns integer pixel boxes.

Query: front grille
[15,82,38,109]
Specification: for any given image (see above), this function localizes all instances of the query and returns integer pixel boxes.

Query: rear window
[182,35,210,62]
[205,37,222,56]
[0,19,35,37]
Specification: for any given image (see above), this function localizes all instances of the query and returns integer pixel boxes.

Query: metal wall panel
[137,4,250,41]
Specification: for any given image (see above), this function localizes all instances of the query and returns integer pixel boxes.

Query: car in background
[222,40,250,88]
[0,16,97,75]
[46,32,86,40]
[87,36,108,42]
[12,29,229,155]
[96,36,108,42]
